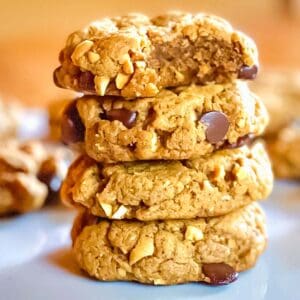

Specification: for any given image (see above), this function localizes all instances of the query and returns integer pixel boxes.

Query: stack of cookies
[56,13,273,285]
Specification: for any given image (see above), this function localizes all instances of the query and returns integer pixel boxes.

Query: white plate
[0,181,299,300]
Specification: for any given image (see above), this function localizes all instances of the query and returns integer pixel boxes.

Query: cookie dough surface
[61,142,273,220]
[72,203,267,285]
[62,82,268,163]
[54,12,258,98]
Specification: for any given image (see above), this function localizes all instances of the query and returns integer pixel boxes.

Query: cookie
[0,140,73,215]
[0,140,48,215]
[251,71,300,178]
[54,12,258,98]
[48,98,72,141]
[251,71,300,135]
[0,98,21,140]
[61,142,272,221]
[266,124,300,179]
[61,82,268,163]
[72,203,266,285]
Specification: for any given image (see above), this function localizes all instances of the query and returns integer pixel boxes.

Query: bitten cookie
[0,140,73,215]
[72,203,267,285]
[61,142,273,220]
[61,82,268,163]
[54,12,258,98]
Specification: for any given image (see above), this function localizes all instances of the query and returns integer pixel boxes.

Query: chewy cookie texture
[61,82,268,163]
[61,142,273,221]
[54,12,258,98]
[72,203,266,285]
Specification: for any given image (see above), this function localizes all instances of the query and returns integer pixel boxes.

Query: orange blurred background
[0,0,300,106]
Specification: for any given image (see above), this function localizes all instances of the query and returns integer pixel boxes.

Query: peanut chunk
[185,225,204,242]
[111,205,128,219]
[115,73,131,89]
[71,40,94,61]
[94,76,110,96]
[129,236,155,265]
[100,202,112,217]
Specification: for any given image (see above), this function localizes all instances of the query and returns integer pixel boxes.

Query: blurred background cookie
[252,71,300,179]
[0,139,74,216]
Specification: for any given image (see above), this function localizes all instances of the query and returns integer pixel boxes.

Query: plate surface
[0,181,299,300]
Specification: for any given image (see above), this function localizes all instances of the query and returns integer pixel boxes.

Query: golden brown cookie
[61,142,273,220]
[54,12,258,98]
[61,82,268,163]
[72,203,266,285]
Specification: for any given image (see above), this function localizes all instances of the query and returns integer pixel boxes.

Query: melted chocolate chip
[222,134,254,150]
[101,108,138,129]
[238,65,258,80]
[53,67,63,88]
[200,111,230,144]
[61,100,85,144]
[78,71,95,92]
[202,263,238,285]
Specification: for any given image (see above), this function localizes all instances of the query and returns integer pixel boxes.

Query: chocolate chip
[78,71,95,92]
[202,263,238,285]
[200,111,229,144]
[222,134,254,150]
[101,108,138,129]
[61,100,85,144]
[53,67,63,88]
[238,65,258,80]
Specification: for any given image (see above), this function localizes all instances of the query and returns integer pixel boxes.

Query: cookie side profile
[72,203,266,285]
[61,142,273,220]
[54,12,258,98]
[61,82,268,163]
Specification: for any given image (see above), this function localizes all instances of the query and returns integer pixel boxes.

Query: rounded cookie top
[72,203,267,285]
[61,142,273,221]
[61,81,268,163]
[54,12,258,98]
